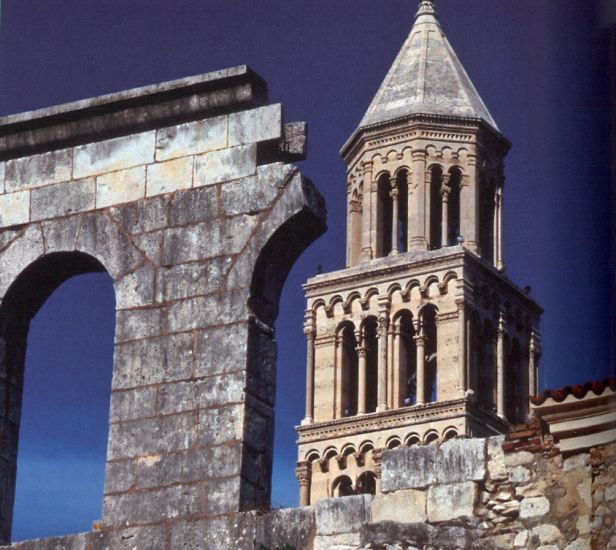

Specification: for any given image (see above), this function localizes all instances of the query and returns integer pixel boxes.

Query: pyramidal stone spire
[358,0,499,131]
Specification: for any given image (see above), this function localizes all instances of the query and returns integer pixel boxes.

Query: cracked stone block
[315,494,371,536]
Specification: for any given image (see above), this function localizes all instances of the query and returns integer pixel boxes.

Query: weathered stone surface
[194,324,250,377]
[508,465,531,483]
[532,524,562,545]
[313,532,360,550]
[228,104,282,146]
[115,264,155,309]
[115,307,163,343]
[256,507,315,550]
[107,411,198,459]
[96,166,146,208]
[31,178,95,221]
[5,148,72,192]
[155,115,228,162]
[519,496,550,519]
[103,483,201,525]
[0,191,30,228]
[146,156,194,196]
[381,438,486,492]
[93,525,166,550]
[167,291,250,333]
[564,538,592,550]
[427,481,478,522]
[169,514,257,550]
[0,161,5,193]
[109,386,157,422]
[168,184,217,226]
[160,258,233,301]
[194,144,257,186]
[10,533,90,550]
[359,521,479,549]
[315,495,372,535]
[110,194,170,235]
[0,224,44,297]
[73,131,155,179]
[220,163,295,216]
[103,459,135,494]
[371,489,427,524]
[198,404,244,447]
[504,451,534,467]
[487,435,507,481]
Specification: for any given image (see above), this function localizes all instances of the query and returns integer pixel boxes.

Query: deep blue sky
[0,0,612,542]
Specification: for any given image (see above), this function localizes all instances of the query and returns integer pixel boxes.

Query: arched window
[478,320,496,411]
[339,324,358,417]
[362,317,379,413]
[0,252,114,542]
[394,310,416,407]
[447,168,462,246]
[377,173,393,257]
[429,166,443,250]
[421,305,438,402]
[356,471,377,495]
[396,170,409,253]
[332,475,354,498]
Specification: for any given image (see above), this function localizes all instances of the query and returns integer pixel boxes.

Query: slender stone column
[360,162,374,261]
[409,150,427,250]
[295,461,312,507]
[390,186,399,255]
[334,334,344,419]
[372,448,386,494]
[496,187,504,271]
[376,307,389,412]
[456,299,467,396]
[302,312,316,424]
[441,174,450,248]
[461,155,479,253]
[387,327,395,408]
[493,187,499,268]
[357,342,367,415]
[496,314,506,418]
[414,331,426,405]
[529,330,540,397]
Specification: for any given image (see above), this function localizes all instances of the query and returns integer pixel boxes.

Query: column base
[376,404,388,413]
[301,417,313,426]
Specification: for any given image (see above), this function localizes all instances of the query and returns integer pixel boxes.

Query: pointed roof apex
[355,1,499,133]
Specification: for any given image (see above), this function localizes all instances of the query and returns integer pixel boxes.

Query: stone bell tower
[295,0,543,506]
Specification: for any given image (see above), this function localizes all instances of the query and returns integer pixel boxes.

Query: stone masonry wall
[5,437,614,549]
[0,67,326,545]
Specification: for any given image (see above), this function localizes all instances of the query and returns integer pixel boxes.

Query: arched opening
[443,428,458,441]
[424,431,439,445]
[421,305,438,403]
[377,173,393,258]
[356,471,377,495]
[0,252,114,543]
[506,339,522,423]
[394,310,416,407]
[396,170,409,253]
[362,317,379,413]
[478,320,496,412]
[429,166,443,250]
[480,177,495,263]
[386,437,401,450]
[447,168,462,246]
[339,323,358,417]
[332,475,354,498]
[405,434,420,446]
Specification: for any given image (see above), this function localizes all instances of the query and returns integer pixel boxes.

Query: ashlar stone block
[426,481,478,523]
[228,103,282,146]
[381,438,486,492]
[146,156,193,197]
[31,178,95,221]
[371,489,427,523]
[5,148,72,192]
[0,161,5,193]
[73,130,155,179]
[96,166,146,208]
[194,143,257,186]
[0,191,30,228]
[315,494,371,535]
[155,114,228,162]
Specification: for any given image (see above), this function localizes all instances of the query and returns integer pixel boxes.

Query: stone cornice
[297,398,470,444]
[0,65,268,159]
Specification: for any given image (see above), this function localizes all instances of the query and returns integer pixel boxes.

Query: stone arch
[337,321,359,418]
[0,251,113,542]
[356,471,377,495]
[386,436,402,449]
[391,309,417,407]
[360,316,379,413]
[419,304,438,403]
[331,475,354,498]
[376,172,393,257]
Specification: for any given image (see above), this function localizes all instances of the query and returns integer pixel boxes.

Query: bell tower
[296,1,543,507]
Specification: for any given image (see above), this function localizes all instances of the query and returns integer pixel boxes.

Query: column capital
[414,334,425,346]
[361,160,374,174]
[497,314,507,335]
[356,345,367,358]
[372,448,387,479]
[295,461,312,486]
[455,298,467,312]
[411,149,427,161]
